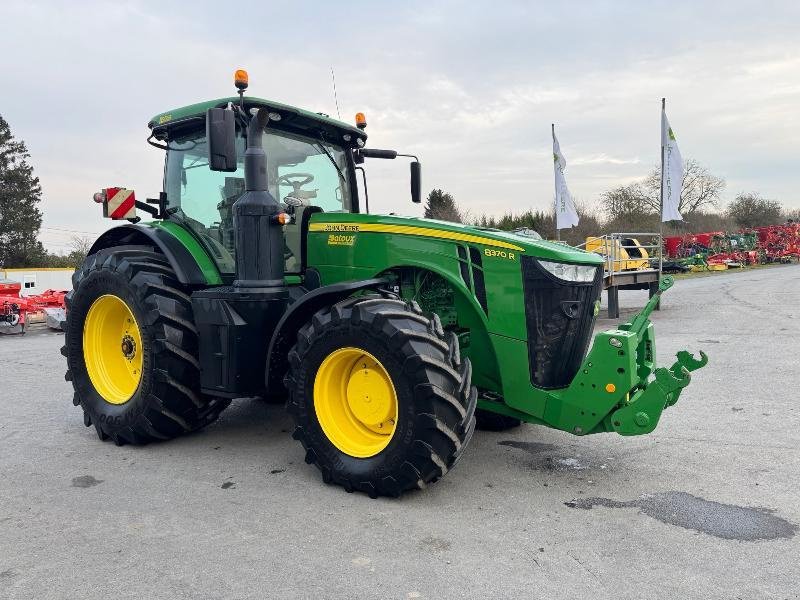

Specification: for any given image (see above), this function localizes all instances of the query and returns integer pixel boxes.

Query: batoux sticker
[328,234,356,246]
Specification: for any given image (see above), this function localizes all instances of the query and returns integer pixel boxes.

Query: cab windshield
[164,128,353,275]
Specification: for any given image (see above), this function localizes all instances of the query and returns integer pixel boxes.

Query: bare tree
[727,193,783,228]
[70,235,93,257]
[600,183,654,221]
[784,207,800,223]
[642,159,725,215]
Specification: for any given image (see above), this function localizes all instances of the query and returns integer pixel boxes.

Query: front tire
[62,249,229,445]
[286,296,477,498]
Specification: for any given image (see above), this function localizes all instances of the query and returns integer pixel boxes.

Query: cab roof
[148,96,367,148]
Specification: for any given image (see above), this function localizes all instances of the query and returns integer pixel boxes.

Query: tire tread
[286,295,477,498]
[63,249,229,445]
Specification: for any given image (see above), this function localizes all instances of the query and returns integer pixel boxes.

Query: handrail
[580,232,664,284]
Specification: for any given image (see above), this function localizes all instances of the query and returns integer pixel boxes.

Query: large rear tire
[62,249,229,445]
[286,296,477,498]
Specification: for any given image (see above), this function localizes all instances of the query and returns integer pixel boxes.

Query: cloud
[570,154,642,166]
[1,0,798,251]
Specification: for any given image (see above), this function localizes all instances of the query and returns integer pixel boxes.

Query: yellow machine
[586,236,650,271]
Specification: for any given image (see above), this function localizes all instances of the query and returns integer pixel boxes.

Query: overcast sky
[2,0,798,252]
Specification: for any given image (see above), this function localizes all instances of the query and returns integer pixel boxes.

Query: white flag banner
[661,109,684,222]
[552,130,580,230]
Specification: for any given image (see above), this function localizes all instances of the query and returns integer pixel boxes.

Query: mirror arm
[358,149,398,160]
[146,133,168,151]
[355,149,421,204]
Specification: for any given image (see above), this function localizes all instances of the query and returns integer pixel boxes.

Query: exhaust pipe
[233,108,286,290]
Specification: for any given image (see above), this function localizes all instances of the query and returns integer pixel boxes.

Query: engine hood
[309,213,603,265]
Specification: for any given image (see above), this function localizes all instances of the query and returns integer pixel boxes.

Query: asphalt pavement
[1,265,798,599]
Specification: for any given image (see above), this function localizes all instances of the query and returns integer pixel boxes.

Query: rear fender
[87,224,216,286]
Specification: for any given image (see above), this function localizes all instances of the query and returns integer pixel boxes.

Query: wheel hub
[313,347,399,458]
[82,295,143,405]
[121,334,136,359]
[346,365,395,428]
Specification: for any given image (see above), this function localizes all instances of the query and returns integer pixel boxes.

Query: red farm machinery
[0,279,67,334]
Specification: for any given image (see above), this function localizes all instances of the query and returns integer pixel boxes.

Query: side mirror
[410,161,422,203]
[206,108,237,172]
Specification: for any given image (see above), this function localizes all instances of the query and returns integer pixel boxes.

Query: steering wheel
[278,172,318,209]
[278,173,315,189]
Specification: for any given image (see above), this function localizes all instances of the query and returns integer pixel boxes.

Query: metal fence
[577,232,663,282]
[575,233,664,318]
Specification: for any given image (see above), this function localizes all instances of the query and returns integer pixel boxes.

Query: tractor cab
[146,73,421,284]
[161,123,355,275]
[150,95,364,280]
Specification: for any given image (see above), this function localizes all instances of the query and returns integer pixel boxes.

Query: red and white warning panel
[100,187,137,220]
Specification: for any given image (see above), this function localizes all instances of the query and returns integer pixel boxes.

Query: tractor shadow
[214,396,292,432]
[494,436,638,478]
[181,396,297,455]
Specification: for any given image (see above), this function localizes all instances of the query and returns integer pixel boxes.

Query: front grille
[521,256,602,389]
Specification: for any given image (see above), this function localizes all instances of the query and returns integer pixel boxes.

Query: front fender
[377,262,502,393]
[264,277,390,392]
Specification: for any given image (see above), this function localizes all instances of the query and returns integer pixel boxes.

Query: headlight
[537,259,597,282]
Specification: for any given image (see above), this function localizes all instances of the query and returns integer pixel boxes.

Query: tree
[0,114,45,267]
[784,207,800,223]
[600,183,654,221]
[68,235,92,263]
[41,235,93,268]
[727,193,783,228]
[424,189,463,223]
[475,209,551,232]
[472,203,601,246]
[642,158,725,215]
[597,183,656,232]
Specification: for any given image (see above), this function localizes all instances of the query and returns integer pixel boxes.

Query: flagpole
[659,98,665,278]
[552,123,560,241]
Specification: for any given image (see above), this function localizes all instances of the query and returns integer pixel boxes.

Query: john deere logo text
[328,234,356,246]
[322,224,360,232]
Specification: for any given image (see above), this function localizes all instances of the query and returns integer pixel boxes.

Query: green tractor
[62,71,707,497]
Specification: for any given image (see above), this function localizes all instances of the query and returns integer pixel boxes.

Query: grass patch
[671,261,796,280]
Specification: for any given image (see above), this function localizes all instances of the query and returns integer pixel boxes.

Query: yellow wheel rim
[82,294,143,405]
[314,347,399,458]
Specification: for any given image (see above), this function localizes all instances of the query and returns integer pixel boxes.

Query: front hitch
[606,277,708,434]
[608,362,692,435]
[545,275,708,436]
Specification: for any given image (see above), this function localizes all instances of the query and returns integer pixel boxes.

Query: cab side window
[277,153,346,213]
[270,137,352,273]
[165,128,352,277]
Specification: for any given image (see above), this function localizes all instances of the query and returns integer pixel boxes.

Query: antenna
[330,67,341,120]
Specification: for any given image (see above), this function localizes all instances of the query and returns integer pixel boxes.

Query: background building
[0,268,73,296]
